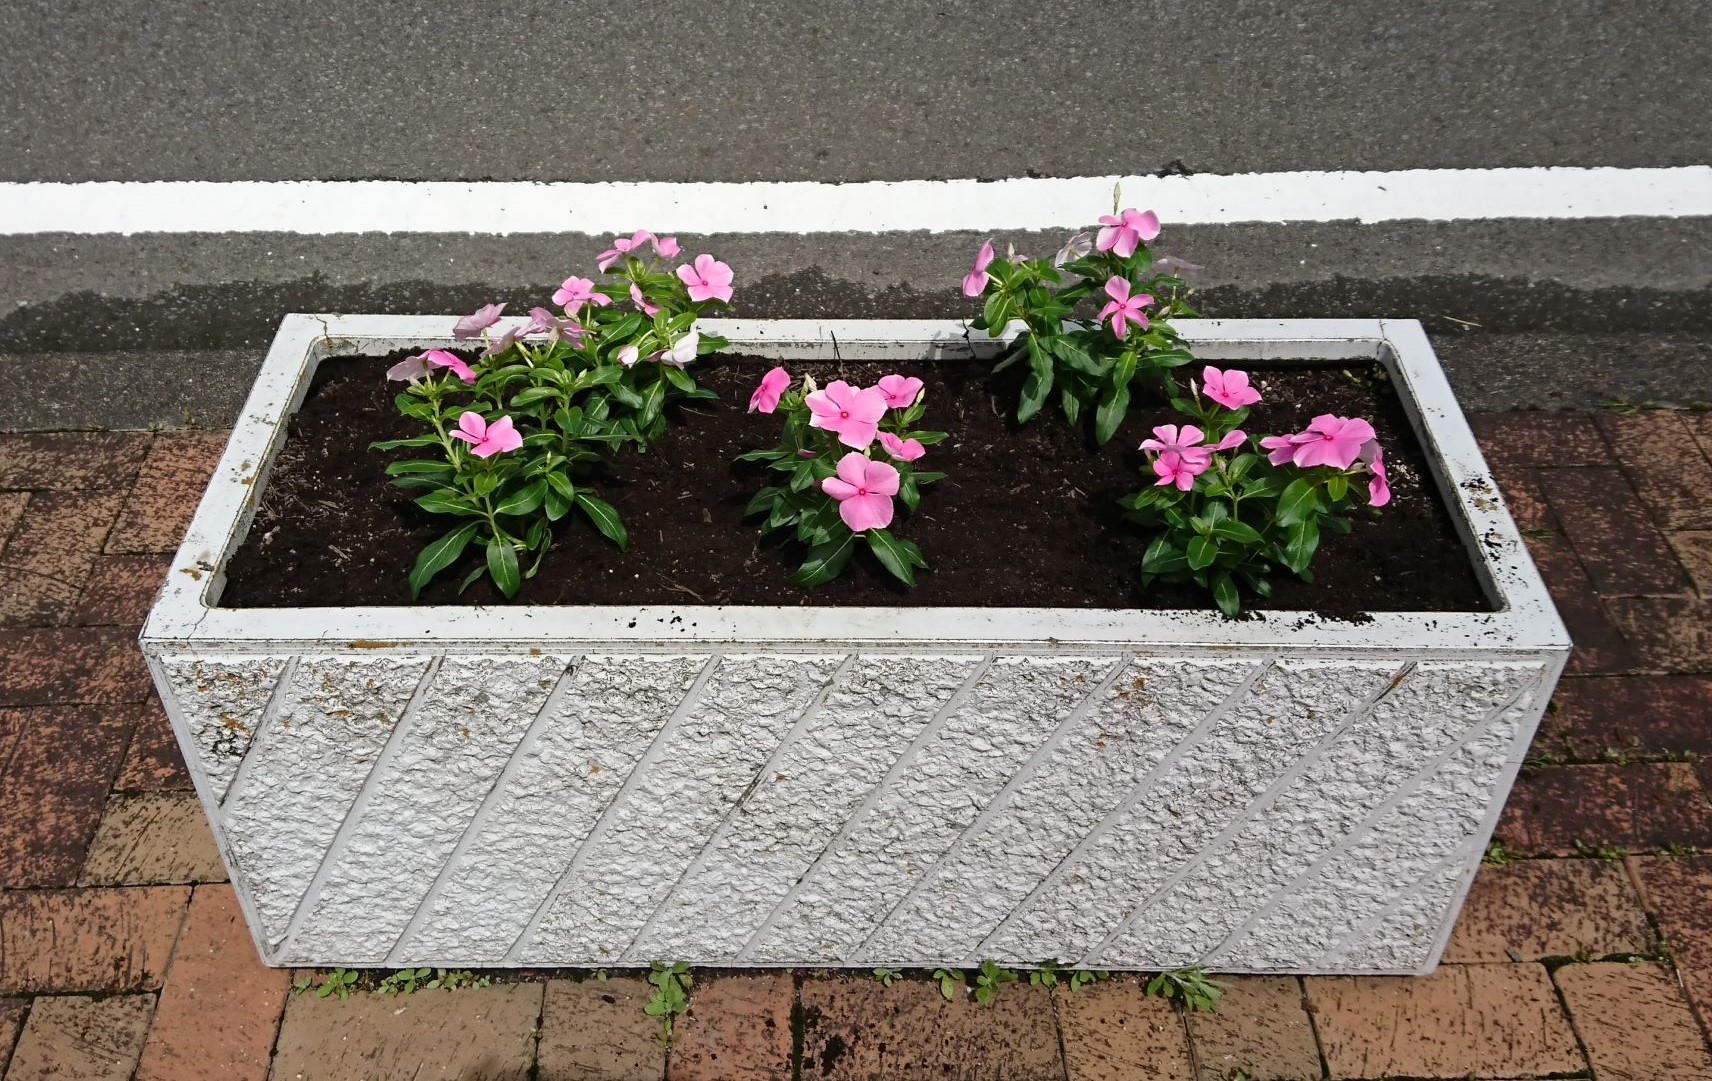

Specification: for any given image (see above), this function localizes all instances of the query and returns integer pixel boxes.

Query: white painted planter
[143,315,1567,974]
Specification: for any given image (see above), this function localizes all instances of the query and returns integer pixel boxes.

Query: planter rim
[142,315,1567,656]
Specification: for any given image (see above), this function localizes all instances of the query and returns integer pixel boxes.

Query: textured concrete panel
[519,653,844,963]
[1221,689,1535,971]
[401,654,704,961]
[982,661,1398,965]
[280,654,569,964]
[859,658,1253,963]
[627,654,982,962]
[748,656,1117,964]
[1104,663,1538,968]
[220,654,428,946]
[159,654,285,801]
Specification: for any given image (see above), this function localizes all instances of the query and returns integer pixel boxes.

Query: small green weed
[972,960,1017,1005]
[1029,961,1060,990]
[1145,967,1225,1012]
[931,968,963,1001]
[645,962,694,1041]
[872,967,903,987]
[1483,839,1521,865]
[1067,969,1110,992]
[312,968,360,1000]
[1572,840,1628,861]
[374,968,433,995]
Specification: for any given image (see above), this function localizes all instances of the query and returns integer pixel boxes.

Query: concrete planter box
[143,315,1566,973]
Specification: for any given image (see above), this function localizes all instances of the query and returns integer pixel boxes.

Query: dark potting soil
[218,352,1492,617]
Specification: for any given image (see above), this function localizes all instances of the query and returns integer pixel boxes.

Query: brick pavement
[2,414,1711,1079]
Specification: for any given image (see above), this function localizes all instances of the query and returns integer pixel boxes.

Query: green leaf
[485,539,520,598]
[898,473,921,513]
[369,434,443,451]
[1018,337,1054,424]
[1186,535,1219,571]
[661,365,696,393]
[1283,518,1321,575]
[745,485,784,517]
[734,448,787,463]
[1047,337,1102,376]
[865,529,921,587]
[1211,519,1264,545]
[1212,572,1241,618]
[1059,385,1082,426]
[493,480,546,517]
[385,460,454,476]
[574,493,628,549]
[1093,384,1130,445]
[509,386,560,409]
[790,533,857,587]
[1276,479,1320,526]
[1325,473,1350,503]
[415,489,479,516]
[544,471,577,503]
[1141,535,1180,575]
[407,522,479,598]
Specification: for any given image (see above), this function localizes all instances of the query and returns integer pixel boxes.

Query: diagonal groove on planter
[1200,664,1541,969]
[734,654,997,965]
[215,655,298,809]
[616,653,860,963]
[382,656,582,967]
[502,652,727,964]
[1077,662,1420,967]
[216,652,433,949]
[859,658,1261,964]
[401,654,710,962]
[1312,675,1547,972]
[848,653,1133,962]
[969,660,1272,962]
[274,653,443,957]
[744,656,1118,963]
[1223,672,1543,970]
[158,654,291,806]
[519,653,847,962]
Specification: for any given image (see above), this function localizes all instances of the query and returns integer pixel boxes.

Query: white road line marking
[3,167,1708,235]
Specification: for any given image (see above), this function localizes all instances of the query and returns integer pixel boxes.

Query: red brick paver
[0,627,151,707]
[0,887,188,994]
[1184,976,1319,1081]
[0,705,138,887]
[1597,411,1712,531]
[1057,978,1194,1081]
[113,696,193,792]
[107,431,229,554]
[4,993,155,1081]
[1542,674,1712,759]
[1630,855,1712,1033]
[134,885,289,1081]
[0,432,151,491]
[1536,467,1692,595]
[1496,761,1712,856]
[1556,961,1712,1080]
[1305,964,1583,1079]
[1443,858,1654,962]
[670,973,795,1081]
[536,977,665,1081]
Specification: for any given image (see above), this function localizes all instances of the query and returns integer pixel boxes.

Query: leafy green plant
[373,967,433,995]
[1145,967,1226,1012]
[739,369,943,587]
[374,233,731,599]
[1120,370,1391,617]
[1029,961,1060,990]
[1067,969,1110,993]
[931,968,964,1001]
[645,962,694,1040]
[872,967,904,987]
[972,960,1017,1006]
[313,967,360,1000]
[961,208,1199,444]
[1483,839,1521,866]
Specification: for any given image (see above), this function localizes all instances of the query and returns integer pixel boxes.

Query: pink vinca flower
[1361,440,1391,507]
[962,240,996,297]
[749,366,792,413]
[1152,450,1209,492]
[448,412,523,458]
[596,230,657,271]
[1202,366,1262,409]
[1259,434,1297,467]
[1141,423,1207,459]
[481,326,526,358]
[1096,277,1152,340]
[821,452,900,532]
[386,352,431,382]
[1053,231,1092,267]
[629,283,660,317]
[552,276,613,316]
[654,235,681,259]
[527,306,584,344]
[1287,415,1378,470]
[419,348,476,384]
[656,328,700,368]
[805,380,888,449]
[876,374,924,409]
[617,345,641,368]
[878,431,926,462]
[1209,429,1248,452]
[453,303,504,341]
[677,254,735,303]
[1095,208,1162,258]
